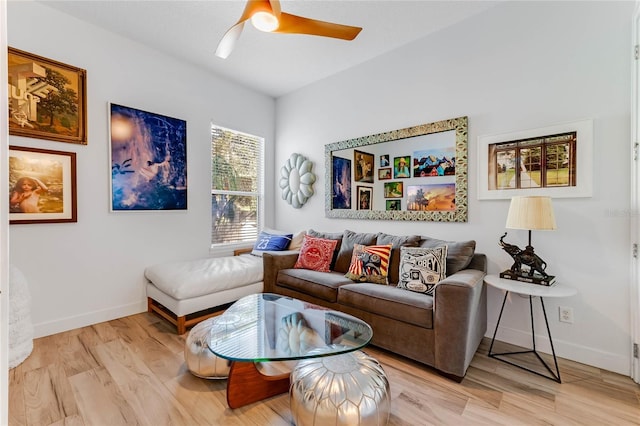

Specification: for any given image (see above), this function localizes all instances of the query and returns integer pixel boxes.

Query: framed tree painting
[407,184,456,212]
[8,47,87,144]
[9,146,77,224]
[109,103,187,211]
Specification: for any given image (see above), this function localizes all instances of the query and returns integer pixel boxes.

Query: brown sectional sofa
[263,229,487,381]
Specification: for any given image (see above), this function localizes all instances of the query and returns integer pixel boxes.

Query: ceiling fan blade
[215,0,274,58]
[275,12,362,40]
[268,0,281,19]
[215,22,245,59]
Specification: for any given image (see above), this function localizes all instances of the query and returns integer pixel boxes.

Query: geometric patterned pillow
[344,244,393,285]
[293,235,339,272]
[397,246,447,295]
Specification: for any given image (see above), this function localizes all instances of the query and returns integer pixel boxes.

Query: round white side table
[484,274,577,383]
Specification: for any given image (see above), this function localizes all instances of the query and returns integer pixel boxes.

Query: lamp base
[500,270,556,286]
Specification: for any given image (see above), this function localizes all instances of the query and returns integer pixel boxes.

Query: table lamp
[499,196,557,285]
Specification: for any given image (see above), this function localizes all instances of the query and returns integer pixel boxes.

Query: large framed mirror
[325,116,468,222]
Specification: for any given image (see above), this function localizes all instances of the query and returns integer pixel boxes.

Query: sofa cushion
[344,244,393,284]
[307,229,343,270]
[252,231,292,253]
[376,233,421,284]
[294,235,338,272]
[277,269,354,303]
[251,228,306,257]
[397,246,447,295]
[420,237,476,275]
[334,230,379,273]
[338,283,433,329]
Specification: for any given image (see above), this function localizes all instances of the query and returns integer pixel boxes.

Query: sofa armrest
[466,253,487,273]
[263,252,299,293]
[433,267,487,378]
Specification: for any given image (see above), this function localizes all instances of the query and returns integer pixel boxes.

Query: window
[211,125,264,245]
[491,131,576,190]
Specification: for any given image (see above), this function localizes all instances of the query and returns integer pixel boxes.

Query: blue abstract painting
[332,156,351,209]
[110,103,187,210]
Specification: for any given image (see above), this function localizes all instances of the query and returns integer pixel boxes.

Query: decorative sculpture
[279,153,316,209]
[499,232,555,285]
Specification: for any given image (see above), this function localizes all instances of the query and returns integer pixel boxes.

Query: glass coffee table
[206,293,373,408]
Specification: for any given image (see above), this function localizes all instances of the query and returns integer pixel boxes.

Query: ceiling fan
[215,0,362,59]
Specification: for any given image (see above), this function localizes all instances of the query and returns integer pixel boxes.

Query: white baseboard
[33,301,147,339]
[486,322,631,377]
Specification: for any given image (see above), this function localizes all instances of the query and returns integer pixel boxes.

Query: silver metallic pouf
[290,351,391,426]
[184,315,235,379]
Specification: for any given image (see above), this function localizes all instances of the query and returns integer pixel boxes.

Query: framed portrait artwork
[109,103,187,211]
[354,150,374,183]
[9,146,77,224]
[477,119,593,199]
[357,186,373,210]
[8,47,87,145]
[393,156,411,179]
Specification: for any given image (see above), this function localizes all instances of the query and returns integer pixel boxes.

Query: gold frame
[8,47,87,144]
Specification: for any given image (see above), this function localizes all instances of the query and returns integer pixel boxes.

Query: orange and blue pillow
[345,244,393,284]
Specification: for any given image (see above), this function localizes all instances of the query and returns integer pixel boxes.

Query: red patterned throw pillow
[294,235,339,272]
[345,244,393,284]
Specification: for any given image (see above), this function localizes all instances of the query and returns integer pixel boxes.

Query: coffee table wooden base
[226,361,291,409]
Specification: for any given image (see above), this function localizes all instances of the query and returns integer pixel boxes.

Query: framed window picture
[477,119,593,199]
[8,47,87,145]
[109,103,187,211]
[9,146,77,224]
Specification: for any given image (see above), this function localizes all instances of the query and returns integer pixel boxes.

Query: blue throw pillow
[253,232,293,252]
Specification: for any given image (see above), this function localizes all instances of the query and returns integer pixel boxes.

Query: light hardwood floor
[9,312,640,425]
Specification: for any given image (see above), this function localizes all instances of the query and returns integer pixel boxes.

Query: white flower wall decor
[280,153,316,209]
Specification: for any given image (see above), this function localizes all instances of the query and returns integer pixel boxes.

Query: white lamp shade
[505,196,557,231]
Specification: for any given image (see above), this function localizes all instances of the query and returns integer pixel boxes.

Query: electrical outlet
[559,306,574,323]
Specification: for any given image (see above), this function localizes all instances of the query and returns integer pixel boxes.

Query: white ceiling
[40,0,499,98]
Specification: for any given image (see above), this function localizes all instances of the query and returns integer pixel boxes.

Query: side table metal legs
[488,292,562,383]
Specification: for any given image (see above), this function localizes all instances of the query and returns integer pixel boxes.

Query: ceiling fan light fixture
[251,11,279,32]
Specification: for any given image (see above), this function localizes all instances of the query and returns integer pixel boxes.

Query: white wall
[7,1,275,337]
[1,0,9,423]
[275,1,634,375]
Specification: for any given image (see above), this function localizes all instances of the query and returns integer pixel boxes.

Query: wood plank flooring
[9,312,640,425]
